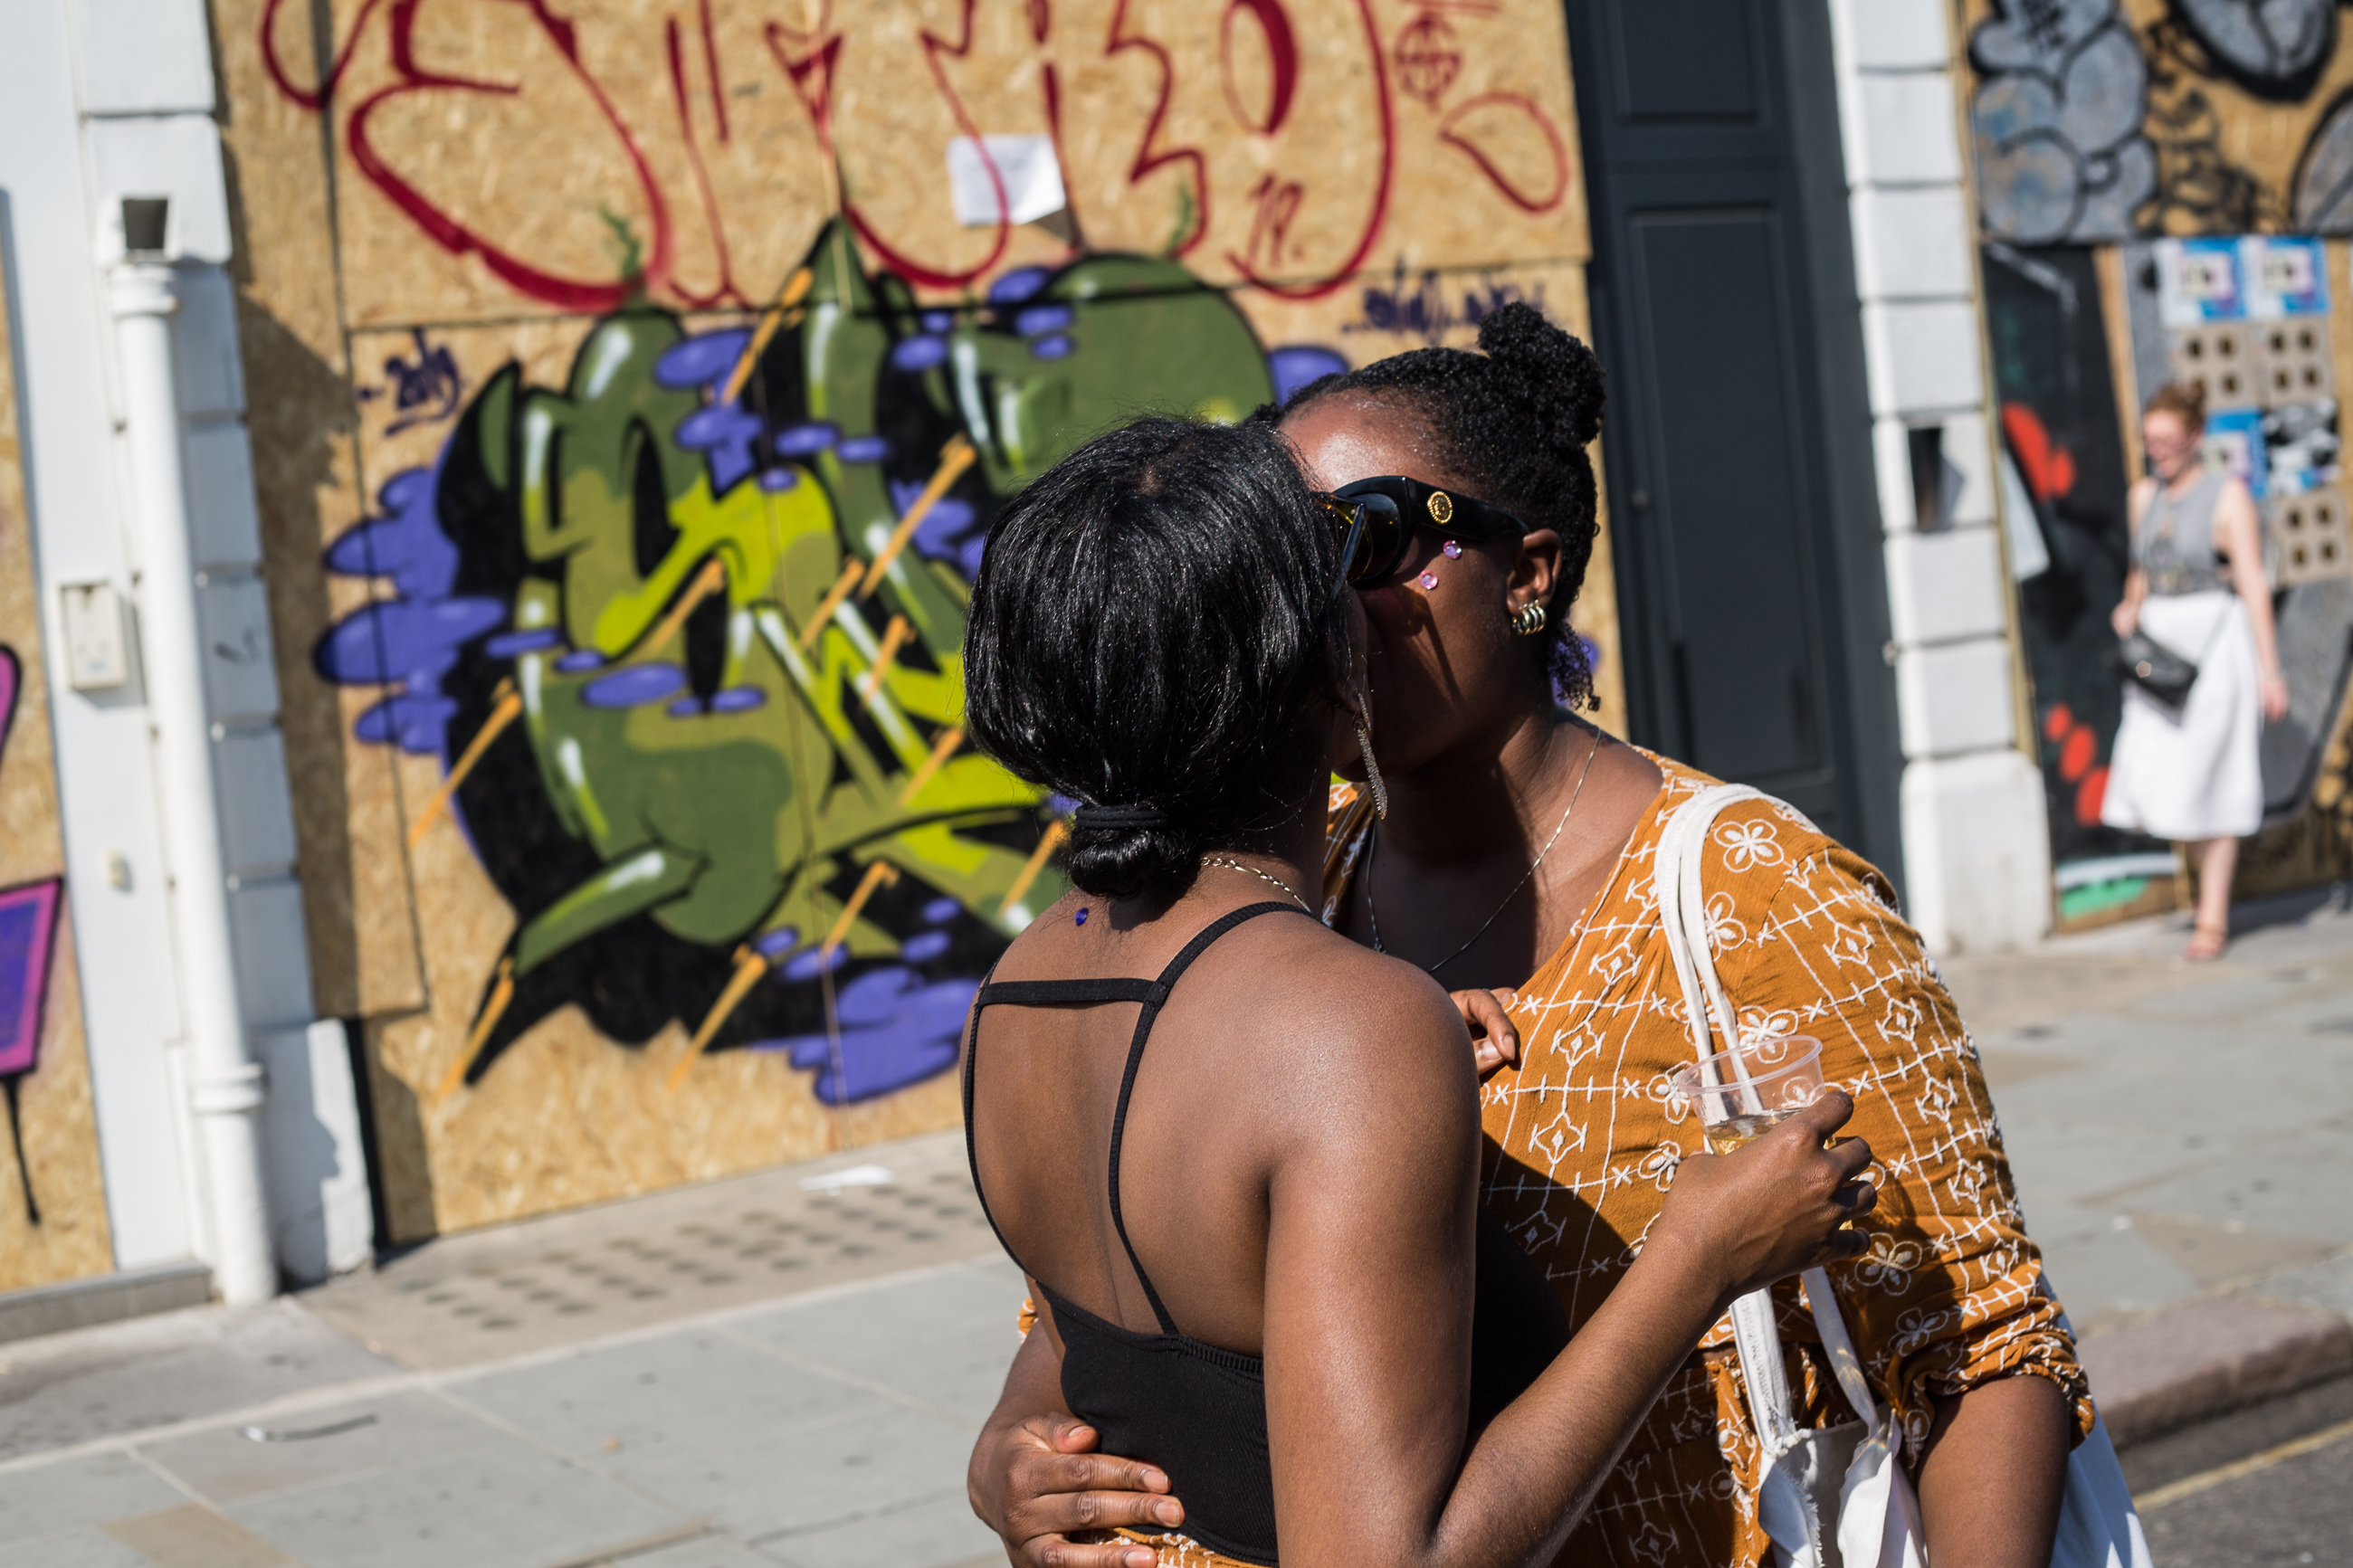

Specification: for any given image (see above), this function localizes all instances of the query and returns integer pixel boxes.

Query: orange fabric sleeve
[1721,841,2097,1454]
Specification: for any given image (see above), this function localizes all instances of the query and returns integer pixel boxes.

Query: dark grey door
[1565,0,1901,877]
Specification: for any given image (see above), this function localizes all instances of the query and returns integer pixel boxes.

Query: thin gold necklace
[1364,729,1603,974]
[1201,855,1312,915]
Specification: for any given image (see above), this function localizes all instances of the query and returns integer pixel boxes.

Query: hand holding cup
[1654,1089,1877,1312]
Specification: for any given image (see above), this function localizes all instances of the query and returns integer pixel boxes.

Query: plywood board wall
[0,246,114,1289]
[217,0,1609,1239]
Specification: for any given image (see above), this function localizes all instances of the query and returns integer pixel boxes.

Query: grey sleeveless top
[2135,470,2230,595]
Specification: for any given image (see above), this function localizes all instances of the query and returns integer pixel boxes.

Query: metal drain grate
[304,1139,1003,1367]
[397,1174,991,1326]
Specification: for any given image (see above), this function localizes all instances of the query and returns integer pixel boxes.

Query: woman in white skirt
[2105,382,2290,960]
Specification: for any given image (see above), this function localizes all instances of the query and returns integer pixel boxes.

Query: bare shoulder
[1266,937,1480,1179]
[1251,917,1465,1046]
[1215,917,1474,1104]
[2127,475,2156,522]
[983,888,1094,983]
[1538,726,1659,862]
[1590,727,1664,800]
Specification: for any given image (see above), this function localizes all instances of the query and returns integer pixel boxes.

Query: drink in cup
[1671,1035,1826,1154]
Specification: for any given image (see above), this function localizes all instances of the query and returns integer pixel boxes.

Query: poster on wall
[2158,235,2329,327]
[222,0,1604,1240]
[2152,235,2343,541]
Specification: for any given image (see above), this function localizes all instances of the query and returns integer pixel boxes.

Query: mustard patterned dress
[1076,752,2092,1568]
[1319,753,2092,1568]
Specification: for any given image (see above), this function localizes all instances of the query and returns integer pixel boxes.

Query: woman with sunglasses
[969,306,2093,1568]
[959,413,1871,1568]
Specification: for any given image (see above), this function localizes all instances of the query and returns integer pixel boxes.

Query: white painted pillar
[106,261,275,1307]
[1829,0,2053,952]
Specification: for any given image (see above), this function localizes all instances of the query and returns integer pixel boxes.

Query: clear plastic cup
[1670,1035,1825,1155]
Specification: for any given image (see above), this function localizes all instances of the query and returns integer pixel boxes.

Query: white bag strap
[1651,785,1885,1459]
[1805,1265,1889,1436]
[1651,784,1762,1070]
[1729,1289,1800,1456]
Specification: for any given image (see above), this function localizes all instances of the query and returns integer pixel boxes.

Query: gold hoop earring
[1354,701,1389,820]
[1510,601,1548,637]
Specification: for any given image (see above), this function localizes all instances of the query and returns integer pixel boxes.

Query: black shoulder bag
[2114,630,2198,707]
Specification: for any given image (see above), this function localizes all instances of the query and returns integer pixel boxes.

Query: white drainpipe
[106,258,276,1307]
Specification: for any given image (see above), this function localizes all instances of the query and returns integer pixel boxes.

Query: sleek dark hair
[964,417,1346,902]
[1277,301,1605,708]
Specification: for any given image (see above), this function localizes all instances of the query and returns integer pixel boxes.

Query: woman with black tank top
[957,416,1875,1568]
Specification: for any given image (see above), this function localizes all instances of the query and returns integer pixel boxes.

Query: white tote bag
[1652,785,2152,1568]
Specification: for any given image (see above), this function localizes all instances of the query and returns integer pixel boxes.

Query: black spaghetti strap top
[964,903,1570,1567]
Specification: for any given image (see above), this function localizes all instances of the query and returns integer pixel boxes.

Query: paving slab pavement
[1946,900,2353,1336]
[5,889,2353,1563]
[0,1137,1022,1568]
[1944,887,2353,1442]
[0,1298,399,1464]
[0,1253,1025,1568]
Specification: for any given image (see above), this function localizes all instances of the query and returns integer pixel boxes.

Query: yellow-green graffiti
[316,220,1331,1101]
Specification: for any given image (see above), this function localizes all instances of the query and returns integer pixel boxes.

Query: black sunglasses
[1316,476,1529,591]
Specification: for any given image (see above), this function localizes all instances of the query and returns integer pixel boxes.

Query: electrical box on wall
[58,582,129,690]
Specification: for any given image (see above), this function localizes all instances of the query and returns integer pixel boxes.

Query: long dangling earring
[1355,698,1389,820]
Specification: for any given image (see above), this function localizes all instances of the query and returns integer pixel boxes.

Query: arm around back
[968,1322,1185,1568]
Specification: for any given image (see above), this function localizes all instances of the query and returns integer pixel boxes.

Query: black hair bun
[1063,819,1207,902]
[1476,302,1605,451]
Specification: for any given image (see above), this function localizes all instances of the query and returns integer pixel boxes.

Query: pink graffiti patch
[0,879,60,1078]
[0,648,60,1079]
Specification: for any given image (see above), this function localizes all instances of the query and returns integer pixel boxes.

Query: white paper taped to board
[946,135,1066,227]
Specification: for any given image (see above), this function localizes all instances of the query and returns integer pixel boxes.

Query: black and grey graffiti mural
[1971,0,2158,242]
[1969,0,2353,240]
[2169,0,2337,102]
[1966,5,2353,905]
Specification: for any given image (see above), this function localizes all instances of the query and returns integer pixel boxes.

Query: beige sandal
[2184,922,2228,962]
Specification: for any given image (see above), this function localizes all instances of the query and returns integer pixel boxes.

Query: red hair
[2144,380,2207,434]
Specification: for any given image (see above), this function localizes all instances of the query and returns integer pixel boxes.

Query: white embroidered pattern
[1322,756,2091,1568]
